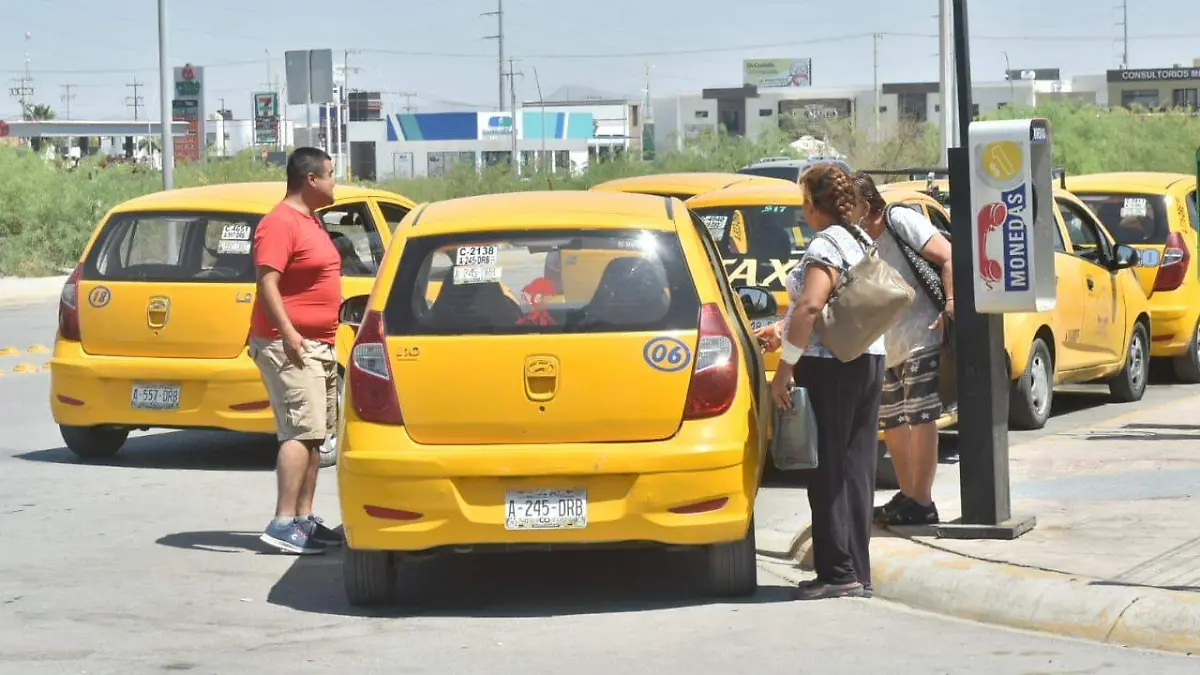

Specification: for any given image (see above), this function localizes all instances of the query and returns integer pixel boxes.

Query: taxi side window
[377,201,411,234]
[924,204,952,235]
[319,201,384,276]
[1187,190,1198,233]
[1057,198,1110,263]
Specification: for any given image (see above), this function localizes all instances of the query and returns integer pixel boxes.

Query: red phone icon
[977,203,1006,288]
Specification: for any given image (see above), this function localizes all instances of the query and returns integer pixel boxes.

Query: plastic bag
[770,385,820,471]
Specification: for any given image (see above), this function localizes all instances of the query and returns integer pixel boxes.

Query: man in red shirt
[248,147,344,555]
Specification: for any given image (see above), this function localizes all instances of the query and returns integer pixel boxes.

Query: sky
[2,0,1199,121]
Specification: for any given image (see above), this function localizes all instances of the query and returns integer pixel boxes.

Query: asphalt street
[2,299,1197,674]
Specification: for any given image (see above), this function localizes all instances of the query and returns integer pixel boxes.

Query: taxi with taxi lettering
[883,177,1153,429]
[335,190,770,606]
[1064,172,1200,381]
[49,181,415,460]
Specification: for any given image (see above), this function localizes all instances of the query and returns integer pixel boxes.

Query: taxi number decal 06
[642,336,692,372]
[456,244,498,267]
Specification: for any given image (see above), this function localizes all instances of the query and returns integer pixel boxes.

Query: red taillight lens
[348,309,404,425]
[58,265,82,342]
[1153,232,1190,292]
[683,303,739,420]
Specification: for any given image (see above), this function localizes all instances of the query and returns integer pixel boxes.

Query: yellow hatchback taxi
[50,181,415,459]
[1064,172,1200,381]
[336,190,770,606]
[883,178,1153,429]
[589,171,794,201]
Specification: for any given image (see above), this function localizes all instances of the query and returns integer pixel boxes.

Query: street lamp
[1002,50,1014,105]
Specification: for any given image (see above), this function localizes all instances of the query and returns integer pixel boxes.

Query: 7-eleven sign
[253,92,279,145]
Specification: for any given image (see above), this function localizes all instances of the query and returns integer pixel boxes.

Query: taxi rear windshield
[382,229,702,336]
[1076,193,1170,245]
[690,205,815,260]
[82,211,260,283]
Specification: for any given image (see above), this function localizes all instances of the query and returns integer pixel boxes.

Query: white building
[205,117,296,158]
[652,70,1105,151]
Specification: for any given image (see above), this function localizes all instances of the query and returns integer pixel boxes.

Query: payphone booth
[967,118,1057,314]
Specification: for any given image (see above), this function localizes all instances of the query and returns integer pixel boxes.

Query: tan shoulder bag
[813,225,916,362]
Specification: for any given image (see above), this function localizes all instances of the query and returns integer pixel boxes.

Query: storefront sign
[252,91,278,146]
[1107,67,1200,82]
[172,64,205,162]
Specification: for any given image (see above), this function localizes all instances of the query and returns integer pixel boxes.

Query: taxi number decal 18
[642,336,692,373]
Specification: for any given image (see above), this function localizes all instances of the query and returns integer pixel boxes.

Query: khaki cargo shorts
[248,337,337,443]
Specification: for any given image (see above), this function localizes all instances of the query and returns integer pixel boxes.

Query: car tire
[318,371,345,469]
[706,517,758,598]
[1110,322,1149,403]
[343,547,395,607]
[875,441,900,490]
[60,425,129,460]
[1171,320,1200,383]
[1009,338,1053,430]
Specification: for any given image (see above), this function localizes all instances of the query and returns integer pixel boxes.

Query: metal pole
[945,0,1020,534]
[1003,51,1014,104]
[498,0,505,111]
[938,0,954,165]
[531,66,545,173]
[873,33,882,140]
[509,58,519,177]
[157,0,174,190]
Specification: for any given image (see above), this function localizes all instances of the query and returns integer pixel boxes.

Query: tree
[25,104,56,121]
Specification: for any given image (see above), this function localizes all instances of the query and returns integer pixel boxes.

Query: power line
[125,78,145,120]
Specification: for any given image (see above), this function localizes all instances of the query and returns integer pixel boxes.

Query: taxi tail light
[683,303,739,421]
[58,264,83,342]
[348,309,404,425]
[1153,232,1189,292]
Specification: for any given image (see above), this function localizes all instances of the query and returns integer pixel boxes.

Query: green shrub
[2,102,1197,276]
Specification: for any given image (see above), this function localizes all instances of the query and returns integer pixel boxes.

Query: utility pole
[873,32,883,140]
[482,0,505,111]
[508,58,522,177]
[157,0,174,190]
[938,0,956,165]
[1117,0,1129,69]
[9,32,34,120]
[125,79,145,120]
[60,84,76,120]
[337,50,361,180]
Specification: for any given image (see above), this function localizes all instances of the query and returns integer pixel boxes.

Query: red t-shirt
[249,203,342,344]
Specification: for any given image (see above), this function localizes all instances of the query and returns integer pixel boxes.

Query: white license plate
[504,489,587,530]
[130,383,181,411]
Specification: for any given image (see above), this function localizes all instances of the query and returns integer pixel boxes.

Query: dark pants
[793,353,885,588]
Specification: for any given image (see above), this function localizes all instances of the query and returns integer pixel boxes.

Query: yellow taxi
[1063,172,1200,381]
[883,178,1153,429]
[336,190,770,605]
[685,183,957,488]
[589,171,794,201]
[49,181,415,460]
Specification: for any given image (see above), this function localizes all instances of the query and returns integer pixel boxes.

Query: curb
[869,535,1200,655]
[0,276,68,309]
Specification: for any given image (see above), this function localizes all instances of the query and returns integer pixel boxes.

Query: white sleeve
[802,237,843,270]
[889,207,940,253]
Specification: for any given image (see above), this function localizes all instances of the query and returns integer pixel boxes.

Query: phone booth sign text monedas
[967,118,1057,314]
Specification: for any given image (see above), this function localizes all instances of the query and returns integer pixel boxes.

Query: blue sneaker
[260,518,327,555]
[306,515,344,546]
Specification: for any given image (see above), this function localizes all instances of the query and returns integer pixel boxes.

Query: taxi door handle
[1086,278,1095,290]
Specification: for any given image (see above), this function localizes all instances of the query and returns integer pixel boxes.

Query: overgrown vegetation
[1,101,1197,276]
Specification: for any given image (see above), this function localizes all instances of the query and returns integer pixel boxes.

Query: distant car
[335,190,771,606]
[736,156,852,183]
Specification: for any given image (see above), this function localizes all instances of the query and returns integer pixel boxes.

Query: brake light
[58,265,82,342]
[683,303,739,420]
[1153,232,1190,292]
[348,309,404,425]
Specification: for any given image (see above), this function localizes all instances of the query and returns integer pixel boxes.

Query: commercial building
[1106,60,1200,109]
[345,109,595,181]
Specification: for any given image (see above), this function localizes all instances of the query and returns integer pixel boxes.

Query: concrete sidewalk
[760,394,1200,656]
[0,275,69,308]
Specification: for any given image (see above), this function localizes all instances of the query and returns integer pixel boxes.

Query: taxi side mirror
[339,295,370,329]
[1111,244,1141,270]
[734,285,778,319]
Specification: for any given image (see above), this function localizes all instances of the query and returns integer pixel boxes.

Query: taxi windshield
[689,204,814,260]
[382,228,701,336]
[1076,193,1171,245]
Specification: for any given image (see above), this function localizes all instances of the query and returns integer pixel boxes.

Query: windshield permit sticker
[642,336,692,373]
[701,214,728,241]
[1121,197,1148,219]
[217,240,251,255]
[452,265,502,285]
[455,244,498,267]
[220,224,252,241]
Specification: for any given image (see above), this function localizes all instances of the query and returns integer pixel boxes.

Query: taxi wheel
[1110,322,1149,403]
[875,441,900,490]
[60,425,129,460]
[705,517,758,598]
[343,547,395,607]
[1171,321,1200,383]
[1009,338,1053,430]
